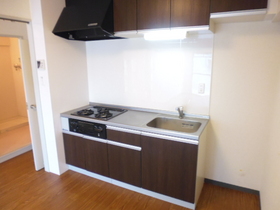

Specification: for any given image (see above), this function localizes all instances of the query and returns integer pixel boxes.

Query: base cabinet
[63,127,204,206]
[84,137,109,177]
[107,128,142,187]
[63,133,109,177]
[63,133,86,169]
[108,145,141,186]
[141,134,198,203]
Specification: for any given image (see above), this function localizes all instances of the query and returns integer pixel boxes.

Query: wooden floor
[0,152,261,210]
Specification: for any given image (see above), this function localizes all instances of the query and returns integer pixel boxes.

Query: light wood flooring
[0,125,31,157]
[0,117,31,163]
[0,151,261,210]
[0,116,28,134]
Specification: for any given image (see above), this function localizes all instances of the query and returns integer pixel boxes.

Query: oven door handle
[83,135,108,144]
[107,140,142,151]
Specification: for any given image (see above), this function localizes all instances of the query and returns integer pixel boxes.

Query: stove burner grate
[77,108,94,116]
[95,108,113,119]
[71,106,127,121]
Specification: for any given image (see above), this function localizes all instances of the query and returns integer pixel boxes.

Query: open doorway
[0,36,32,163]
[0,19,44,171]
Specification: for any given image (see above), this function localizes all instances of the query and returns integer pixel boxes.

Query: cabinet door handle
[107,125,141,135]
[107,140,142,151]
[83,135,107,144]
[141,132,198,145]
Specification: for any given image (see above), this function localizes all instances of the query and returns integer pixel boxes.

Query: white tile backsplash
[86,33,213,115]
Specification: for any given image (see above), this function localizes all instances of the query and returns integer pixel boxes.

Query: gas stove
[71,106,127,121]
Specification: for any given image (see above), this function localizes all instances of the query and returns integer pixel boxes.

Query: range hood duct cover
[52,0,123,41]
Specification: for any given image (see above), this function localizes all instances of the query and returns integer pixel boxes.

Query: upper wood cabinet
[137,0,171,30]
[171,0,210,27]
[138,0,210,30]
[114,0,211,32]
[114,0,137,32]
[211,0,268,13]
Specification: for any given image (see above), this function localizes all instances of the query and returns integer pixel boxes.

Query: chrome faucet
[176,106,184,119]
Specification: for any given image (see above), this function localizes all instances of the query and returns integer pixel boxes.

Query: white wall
[36,0,89,174]
[0,37,18,120]
[86,35,213,116]
[0,0,30,20]
[261,65,280,209]
[207,20,280,205]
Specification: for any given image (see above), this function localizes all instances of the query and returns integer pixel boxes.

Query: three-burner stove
[71,106,127,121]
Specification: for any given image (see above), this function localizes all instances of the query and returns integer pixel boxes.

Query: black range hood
[53,0,123,41]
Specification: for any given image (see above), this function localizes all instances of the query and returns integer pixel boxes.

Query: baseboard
[205,178,260,196]
[0,145,32,164]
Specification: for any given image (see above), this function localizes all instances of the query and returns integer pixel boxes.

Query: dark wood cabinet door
[107,129,141,146]
[114,0,137,32]
[108,144,141,187]
[137,0,170,30]
[63,134,86,169]
[211,0,268,13]
[171,0,210,27]
[107,129,141,187]
[141,135,198,203]
[84,139,109,177]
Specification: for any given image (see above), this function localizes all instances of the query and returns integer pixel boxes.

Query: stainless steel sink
[146,117,201,133]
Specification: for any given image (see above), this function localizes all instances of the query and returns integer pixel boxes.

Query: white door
[0,19,44,170]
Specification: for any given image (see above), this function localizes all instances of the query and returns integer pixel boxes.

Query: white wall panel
[86,35,213,116]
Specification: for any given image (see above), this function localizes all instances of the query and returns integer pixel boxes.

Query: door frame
[0,18,48,171]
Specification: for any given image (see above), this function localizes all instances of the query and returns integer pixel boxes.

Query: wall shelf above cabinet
[210,9,267,23]
[210,0,270,23]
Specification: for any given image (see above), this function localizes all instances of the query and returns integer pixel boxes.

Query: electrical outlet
[198,83,205,94]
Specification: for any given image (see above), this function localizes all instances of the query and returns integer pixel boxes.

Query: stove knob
[94,126,103,132]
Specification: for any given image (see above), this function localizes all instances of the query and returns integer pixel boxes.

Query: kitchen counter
[61,103,209,141]
[61,103,209,209]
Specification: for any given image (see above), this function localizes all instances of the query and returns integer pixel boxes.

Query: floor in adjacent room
[0,117,31,160]
[0,151,261,210]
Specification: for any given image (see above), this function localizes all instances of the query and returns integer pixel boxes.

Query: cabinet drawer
[107,127,141,146]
